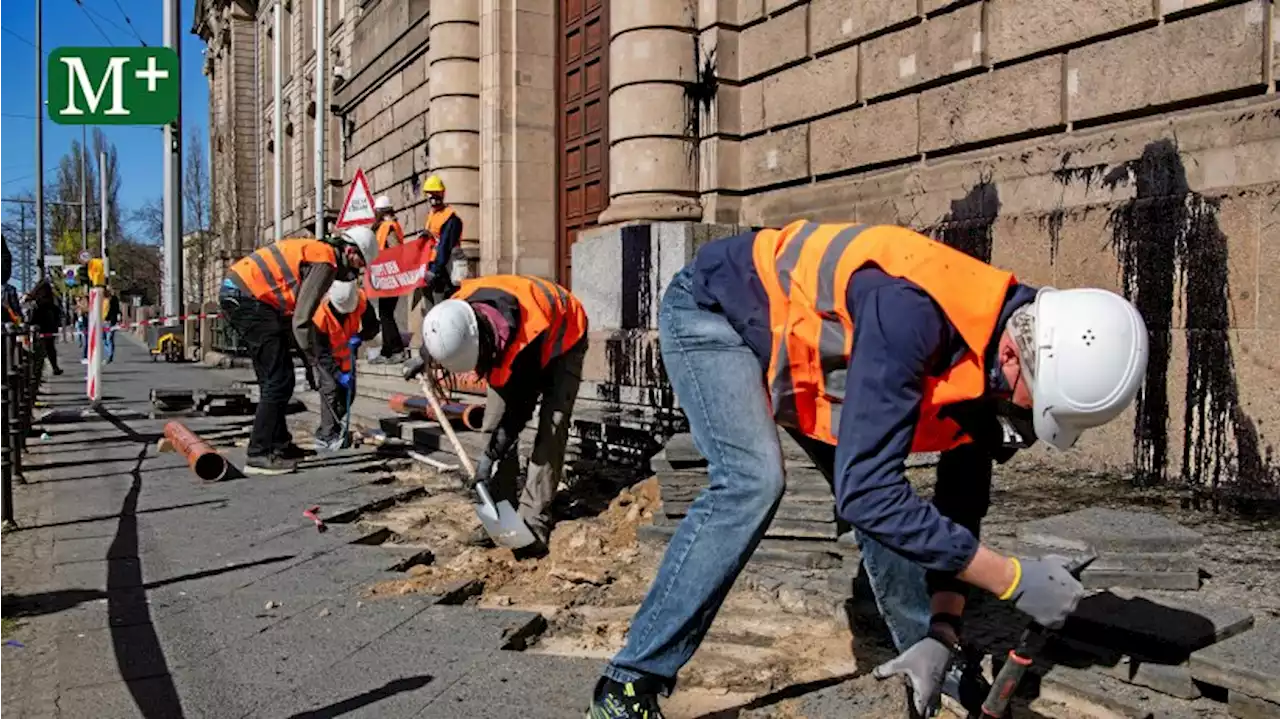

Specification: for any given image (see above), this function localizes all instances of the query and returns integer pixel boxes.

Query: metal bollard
[4,324,21,481]
[2,330,15,526]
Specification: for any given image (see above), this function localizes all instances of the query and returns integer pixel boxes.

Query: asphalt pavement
[1,335,600,718]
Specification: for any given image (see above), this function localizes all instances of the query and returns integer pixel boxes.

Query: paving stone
[1039,664,1156,719]
[419,651,599,718]
[185,595,433,688]
[1101,658,1201,700]
[247,613,513,718]
[1017,508,1204,554]
[55,670,273,719]
[1066,591,1254,662]
[1081,568,1201,591]
[55,622,175,689]
[1229,690,1280,719]
[1191,621,1280,704]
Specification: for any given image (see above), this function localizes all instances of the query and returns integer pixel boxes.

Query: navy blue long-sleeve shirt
[428,213,462,285]
[690,230,1035,575]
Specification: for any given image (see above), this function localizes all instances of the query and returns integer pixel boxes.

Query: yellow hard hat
[422,175,446,194]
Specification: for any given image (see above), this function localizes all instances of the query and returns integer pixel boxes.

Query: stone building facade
[192,0,262,304]
[196,0,1279,492]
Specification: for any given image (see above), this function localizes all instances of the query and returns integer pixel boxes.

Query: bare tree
[129,197,165,243]
[183,124,213,307]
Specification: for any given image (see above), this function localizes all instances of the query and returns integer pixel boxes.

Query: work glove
[403,356,426,381]
[337,371,353,389]
[348,336,363,349]
[472,454,495,489]
[1003,555,1087,629]
[873,635,957,717]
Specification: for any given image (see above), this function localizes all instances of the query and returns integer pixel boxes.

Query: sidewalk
[1,337,600,719]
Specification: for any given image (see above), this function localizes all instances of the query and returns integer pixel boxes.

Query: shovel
[417,374,537,549]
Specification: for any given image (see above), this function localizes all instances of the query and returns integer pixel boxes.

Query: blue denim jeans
[103,325,116,362]
[604,268,930,691]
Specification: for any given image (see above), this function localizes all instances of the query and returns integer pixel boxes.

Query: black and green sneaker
[587,677,665,719]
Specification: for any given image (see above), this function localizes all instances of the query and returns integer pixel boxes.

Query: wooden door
[556,0,608,288]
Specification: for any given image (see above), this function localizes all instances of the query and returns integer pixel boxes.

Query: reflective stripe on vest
[313,293,366,372]
[227,238,338,313]
[752,221,1015,451]
[454,274,588,388]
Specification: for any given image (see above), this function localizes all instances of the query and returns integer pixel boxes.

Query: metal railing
[2,326,41,530]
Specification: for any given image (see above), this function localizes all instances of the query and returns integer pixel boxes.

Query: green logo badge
[48,47,179,125]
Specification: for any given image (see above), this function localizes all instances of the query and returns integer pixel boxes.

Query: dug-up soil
[360,473,891,717]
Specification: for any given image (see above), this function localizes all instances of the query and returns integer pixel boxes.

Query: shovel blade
[473,481,537,549]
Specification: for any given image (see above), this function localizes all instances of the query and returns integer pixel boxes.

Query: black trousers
[377,296,404,356]
[39,335,60,373]
[221,293,294,458]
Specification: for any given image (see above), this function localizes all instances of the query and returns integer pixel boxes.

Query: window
[282,107,294,210]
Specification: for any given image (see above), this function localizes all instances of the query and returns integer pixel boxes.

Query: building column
[479,0,557,277]
[428,0,481,250]
[596,2,702,224]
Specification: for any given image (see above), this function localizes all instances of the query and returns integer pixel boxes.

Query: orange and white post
[86,259,106,404]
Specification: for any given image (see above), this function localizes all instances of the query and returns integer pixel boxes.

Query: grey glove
[873,635,956,717]
[473,454,495,489]
[1006,555,1087,629]
[403,357,426,381]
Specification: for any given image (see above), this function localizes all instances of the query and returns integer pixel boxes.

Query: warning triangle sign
[336,169,377,229]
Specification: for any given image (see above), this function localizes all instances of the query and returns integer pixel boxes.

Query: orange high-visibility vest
[423,206,458,264]
[753,221,1015,452]
[312,292,368,373]
[454,275,588,388]
[376,219,405,250]
[227,238,338,314]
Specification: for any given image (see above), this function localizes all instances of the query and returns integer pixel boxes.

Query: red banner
[363,238,433,298]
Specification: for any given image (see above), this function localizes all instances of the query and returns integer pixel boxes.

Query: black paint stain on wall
[684,42,717,169]
[930,172,1000,263]
[619,224,652,331]
[1105,139,1275,502]
[1044,153,1109,262]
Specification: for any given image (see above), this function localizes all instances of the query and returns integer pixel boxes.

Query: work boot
[279,443,312,460]
[464,526,496,549]
[244,455,297,476]
[587,677,665,719]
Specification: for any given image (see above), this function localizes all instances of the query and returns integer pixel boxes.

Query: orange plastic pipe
[387,394,485,431]
[164,421,229,482]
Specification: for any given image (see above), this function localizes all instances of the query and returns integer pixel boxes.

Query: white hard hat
[421,299,480,373]
[327,280,359,314]
[341,226,379,264]
[1024,287,1149,451]
[374,195,393,211]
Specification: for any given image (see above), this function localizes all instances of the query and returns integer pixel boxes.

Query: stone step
[650,511,838,541]
[636,522,850,570]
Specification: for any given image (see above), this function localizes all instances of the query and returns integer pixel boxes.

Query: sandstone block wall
[578,0,1279,494]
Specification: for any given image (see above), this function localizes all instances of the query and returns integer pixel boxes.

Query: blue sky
[1,0,209,242]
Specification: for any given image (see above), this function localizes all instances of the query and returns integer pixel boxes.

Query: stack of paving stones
[957,506,1280,718]
[639,433,940,571]
[1015,507,1204,590]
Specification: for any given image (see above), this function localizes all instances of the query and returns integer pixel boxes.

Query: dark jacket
[689,231,1036,585]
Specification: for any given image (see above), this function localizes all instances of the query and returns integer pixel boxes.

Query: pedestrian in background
[26,279,63,376]
[371,195,407,364]
[103,287,121,363]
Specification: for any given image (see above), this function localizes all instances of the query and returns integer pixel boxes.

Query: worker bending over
[405,275,588,557]
[371,195,408,364]
[587,221,1148,718]
[311,280,380,451]
[220,228,380,475]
